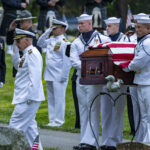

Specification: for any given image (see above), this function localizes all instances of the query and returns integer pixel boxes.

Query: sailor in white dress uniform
[70,14,110,150]
[100,17,131,150]
[123,17,150,142]
[9,28,45,150]
[37,19,71,127]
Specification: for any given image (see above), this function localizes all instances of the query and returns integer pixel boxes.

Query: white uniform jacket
[37,28,71,82]
[11,45,45,104]
[128,34,150,85]
[70,30,110,77]
[116,32,131,42]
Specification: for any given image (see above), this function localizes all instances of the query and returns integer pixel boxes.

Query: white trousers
[101,86,126,147]
[46,80,68,124]
[136,85,150,142]
[9,100,43,150]
[76,77,102,146]
[129,86,142,141]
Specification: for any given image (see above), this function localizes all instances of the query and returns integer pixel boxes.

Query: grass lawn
[0,53,134,149]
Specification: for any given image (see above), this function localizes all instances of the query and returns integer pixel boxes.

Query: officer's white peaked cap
[136,17,150,24]
[104,17,120,24]
[14,28,35,40]
[133,13,149,20]
[77,14,93,22]
[52,19,68,30]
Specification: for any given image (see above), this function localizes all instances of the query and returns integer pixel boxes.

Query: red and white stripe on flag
[89,42,136,68]
[32,135,39,150]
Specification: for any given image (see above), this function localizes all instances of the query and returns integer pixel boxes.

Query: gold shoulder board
[35,33,39,40]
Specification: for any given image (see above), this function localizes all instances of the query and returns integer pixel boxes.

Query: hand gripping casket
[80,42,136,85]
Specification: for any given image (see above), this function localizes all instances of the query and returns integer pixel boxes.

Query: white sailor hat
[16,10,36,21]
[104,17,120,24]
[77,14,93,22]
[136,17,150,24]
[133,13,149,20]
[14,28,36,40]
[52,19,68,30]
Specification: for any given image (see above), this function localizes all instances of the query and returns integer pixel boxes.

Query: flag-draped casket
[80,42,136,85]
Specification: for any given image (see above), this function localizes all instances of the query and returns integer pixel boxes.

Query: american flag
[90,42,136,68]
[32,135,39,150]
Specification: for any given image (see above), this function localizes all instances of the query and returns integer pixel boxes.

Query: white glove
[0,82,3,88]
[7,45,13,55]
[122,67,130,72]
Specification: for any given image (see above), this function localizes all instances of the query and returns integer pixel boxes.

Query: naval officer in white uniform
[123,17,150,142]
[70,14,110,150]
[100,17,131,150]
[37,19,71,127]
[9,28,45,150]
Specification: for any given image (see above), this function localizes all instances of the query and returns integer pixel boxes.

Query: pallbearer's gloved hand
[122,67,130,72]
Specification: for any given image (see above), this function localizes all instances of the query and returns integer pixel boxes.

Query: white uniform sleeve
[11,44,20,70]
[70,42,81,70]
[37,28,52,48]
[128,42,150,71]
[27,51,43,99]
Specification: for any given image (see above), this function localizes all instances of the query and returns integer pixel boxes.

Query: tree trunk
[116,0,128,32]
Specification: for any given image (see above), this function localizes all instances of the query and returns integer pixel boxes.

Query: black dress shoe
[73,144,82,150]
[101,145,116,150]
[79,143,97,150]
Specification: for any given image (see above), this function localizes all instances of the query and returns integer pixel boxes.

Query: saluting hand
[9,20,17,31]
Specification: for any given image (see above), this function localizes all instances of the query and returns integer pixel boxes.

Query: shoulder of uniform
[28,49,32,54]
[35,32,39,40]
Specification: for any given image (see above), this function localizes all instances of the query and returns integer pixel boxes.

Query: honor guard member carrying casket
[126,13,150,142]
[100,17,131,150]
[9,28,45,150]
[123,17,150,143]
[0,38,6,88]
[70,14,110,150]
[37,19,71,127]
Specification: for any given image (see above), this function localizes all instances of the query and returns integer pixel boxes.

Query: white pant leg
[101,86,126,147]
[46,81,55,123]
[129,86,141,140]
[9,101,41,148]
[26,120,43,150]
[136,85,150,142]
[76,77,102,146]
[53,81,68,124]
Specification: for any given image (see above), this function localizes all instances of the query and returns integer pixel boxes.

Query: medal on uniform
[54,42,61,52]
[93,38,99,47]
[19,58,25,68]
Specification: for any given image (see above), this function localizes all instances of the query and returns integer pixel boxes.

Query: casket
[80,44,135,85]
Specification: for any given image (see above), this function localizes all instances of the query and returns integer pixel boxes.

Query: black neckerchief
[109,32,121,41]
[82,30,94,43]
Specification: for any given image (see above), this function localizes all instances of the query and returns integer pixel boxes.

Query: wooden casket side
[80,48,134,85]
